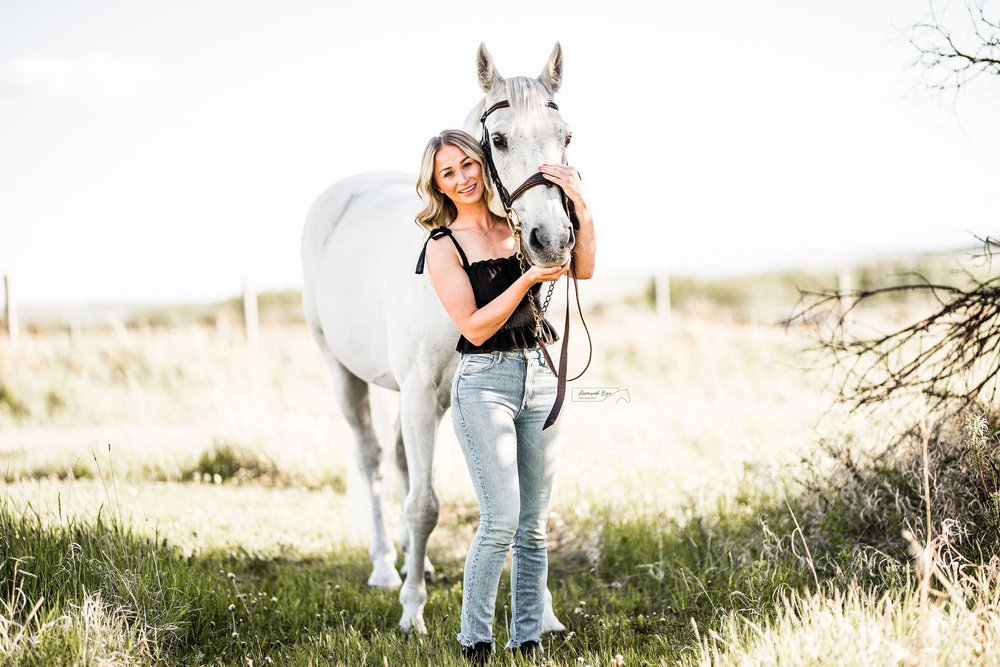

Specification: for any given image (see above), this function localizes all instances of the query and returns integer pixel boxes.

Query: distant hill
[7,246,992,332]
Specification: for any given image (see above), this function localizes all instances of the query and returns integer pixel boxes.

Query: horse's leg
[323,350,401,590]
[393,411,435,582]
[397,381,442,634]
[394,411,411,560]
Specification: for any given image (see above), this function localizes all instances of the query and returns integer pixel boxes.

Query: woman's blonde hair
[414,129,500,231]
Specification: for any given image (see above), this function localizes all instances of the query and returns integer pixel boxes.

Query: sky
[1,0,998,305]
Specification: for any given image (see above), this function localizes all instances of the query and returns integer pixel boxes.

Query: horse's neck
[461,98,486,137]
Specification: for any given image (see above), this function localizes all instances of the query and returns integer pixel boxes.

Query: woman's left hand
[539,163,585,207]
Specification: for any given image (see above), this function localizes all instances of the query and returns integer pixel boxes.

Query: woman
[414,129,595,663]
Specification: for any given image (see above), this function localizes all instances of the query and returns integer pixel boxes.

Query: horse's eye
[565,134,573,147]
[491,134,507,150]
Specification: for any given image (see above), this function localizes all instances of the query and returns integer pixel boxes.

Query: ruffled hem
[456,319,559,354]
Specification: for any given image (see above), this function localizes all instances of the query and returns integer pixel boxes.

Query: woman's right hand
[524,258,571,285]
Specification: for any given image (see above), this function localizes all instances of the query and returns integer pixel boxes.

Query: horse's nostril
[530,227,543,251]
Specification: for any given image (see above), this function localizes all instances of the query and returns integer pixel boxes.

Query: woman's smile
[434,143,486,206]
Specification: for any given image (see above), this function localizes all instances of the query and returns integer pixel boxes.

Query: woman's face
[433,144,485,206]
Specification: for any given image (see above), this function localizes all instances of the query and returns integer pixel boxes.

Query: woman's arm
[569,202,596,280]
[540,164,596,280]
[425,239,537,346]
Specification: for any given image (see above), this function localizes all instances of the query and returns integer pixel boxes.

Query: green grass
[3,311,1000,664]
[174,442,346,492]
[6,456,987,666]
[0,476,825,665]
[3,434,998,665]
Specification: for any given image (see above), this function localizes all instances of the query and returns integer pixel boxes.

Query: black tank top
[415,226,559,353]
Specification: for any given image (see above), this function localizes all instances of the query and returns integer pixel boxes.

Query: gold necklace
[451,215,499,238]
[453,218,497,236]
[477,217,498,237]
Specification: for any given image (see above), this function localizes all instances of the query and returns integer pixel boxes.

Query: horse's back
[302,171,450,388]
[302,171,417,288]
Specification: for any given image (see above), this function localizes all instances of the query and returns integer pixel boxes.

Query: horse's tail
[300,180,358,348]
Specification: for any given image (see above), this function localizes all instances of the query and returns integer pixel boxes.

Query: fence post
[4,274,18,347]
[243,276,258,348]
[655,272,672,324]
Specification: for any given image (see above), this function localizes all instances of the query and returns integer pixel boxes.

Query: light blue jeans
[451,344,561,650]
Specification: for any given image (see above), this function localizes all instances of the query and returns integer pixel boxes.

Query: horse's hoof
[399,612,428,635]
[541,588,565,634]
[418,559,436,584]
[541,612,565,635]
[368,562,402,591]
[401,556,436,582]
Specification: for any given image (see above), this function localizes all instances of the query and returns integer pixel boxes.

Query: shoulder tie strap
[415,226,471,274]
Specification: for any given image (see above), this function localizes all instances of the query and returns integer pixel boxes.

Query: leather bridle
[478,97,593,431]
[479,100,567,214]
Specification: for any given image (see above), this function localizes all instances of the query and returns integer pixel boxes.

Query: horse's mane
[504,76,553,112]
[462,76,553,135]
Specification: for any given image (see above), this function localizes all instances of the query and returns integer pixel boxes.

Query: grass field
[1,301,997,665]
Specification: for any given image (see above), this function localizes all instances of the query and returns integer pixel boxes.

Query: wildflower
[228,604,236,611]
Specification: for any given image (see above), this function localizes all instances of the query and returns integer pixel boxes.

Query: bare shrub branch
[784,238,1000,415]
[908,0,1000,92]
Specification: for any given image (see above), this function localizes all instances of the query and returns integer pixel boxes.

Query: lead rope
[506,210,592,431]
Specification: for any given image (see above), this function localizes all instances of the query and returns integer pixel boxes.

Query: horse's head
[470,42,575,268]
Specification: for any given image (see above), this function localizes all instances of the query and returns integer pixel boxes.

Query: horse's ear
[538,42,563,94]
[477,42,503,93]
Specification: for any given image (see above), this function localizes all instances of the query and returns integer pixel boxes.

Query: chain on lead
[506,208,554,340]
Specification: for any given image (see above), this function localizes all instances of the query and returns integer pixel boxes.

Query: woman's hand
[524,258,571,285]
[539,163,585,207]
